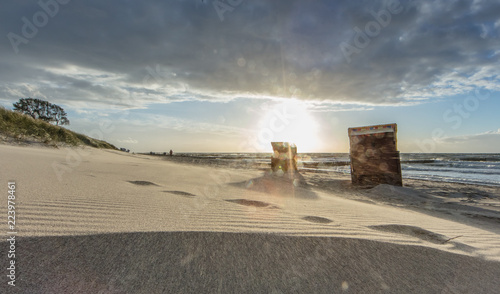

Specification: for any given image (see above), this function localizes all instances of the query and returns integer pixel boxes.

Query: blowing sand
[1,144,500,293]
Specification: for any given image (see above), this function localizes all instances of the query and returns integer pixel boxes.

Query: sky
[1,0,499,153]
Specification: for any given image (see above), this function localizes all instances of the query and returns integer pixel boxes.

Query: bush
[0,106,117,149]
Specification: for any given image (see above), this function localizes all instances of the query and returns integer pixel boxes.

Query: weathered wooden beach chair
[270,142,298,172]
[348,123,402,186]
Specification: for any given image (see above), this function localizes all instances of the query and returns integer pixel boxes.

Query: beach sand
[1,144,500,293]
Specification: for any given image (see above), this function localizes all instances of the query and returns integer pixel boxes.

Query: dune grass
[0,106,117,149]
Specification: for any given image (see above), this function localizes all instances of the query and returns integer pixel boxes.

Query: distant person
[169,150,173,156]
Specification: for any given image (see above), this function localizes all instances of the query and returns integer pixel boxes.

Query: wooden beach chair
[270,142,298,172]
[348,123,402,186]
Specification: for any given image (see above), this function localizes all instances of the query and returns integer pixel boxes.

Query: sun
[258,100,321,152]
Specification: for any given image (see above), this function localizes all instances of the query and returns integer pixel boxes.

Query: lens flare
[258,99,321,152]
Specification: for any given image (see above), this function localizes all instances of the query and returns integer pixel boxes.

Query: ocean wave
[163,152,500,186]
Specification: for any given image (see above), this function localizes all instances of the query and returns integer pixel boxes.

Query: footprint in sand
[370,224,478,253]
[225,199,280,209]
[369,224,449,244]
[128,180,159,186]
[163,191,196,197]
[302,216,333,224]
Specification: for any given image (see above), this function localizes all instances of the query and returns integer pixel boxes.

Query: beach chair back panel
[348,124,402,186]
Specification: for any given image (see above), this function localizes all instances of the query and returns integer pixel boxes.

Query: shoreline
[159,152,500,187]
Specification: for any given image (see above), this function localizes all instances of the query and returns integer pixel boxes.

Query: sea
[171,153,500,187]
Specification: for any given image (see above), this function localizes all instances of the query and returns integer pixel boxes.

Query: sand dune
[1,144,500,293]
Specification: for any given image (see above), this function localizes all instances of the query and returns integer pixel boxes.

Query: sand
[1,144,500,293]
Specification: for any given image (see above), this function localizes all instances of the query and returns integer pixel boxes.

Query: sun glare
[258,100,321,152]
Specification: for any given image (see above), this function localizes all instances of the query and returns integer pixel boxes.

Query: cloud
[0,0,499,111]
[117,137,138,144]
[441,129,500,144]
[117,113,249,138]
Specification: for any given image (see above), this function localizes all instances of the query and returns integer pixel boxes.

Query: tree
[13,98,70,125]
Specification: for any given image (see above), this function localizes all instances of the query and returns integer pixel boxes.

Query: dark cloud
[1,0,499,110]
